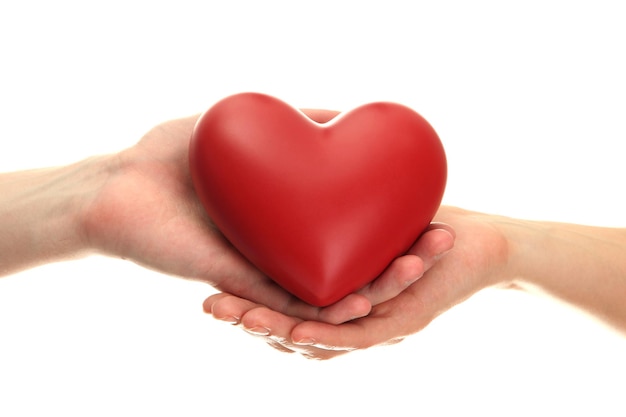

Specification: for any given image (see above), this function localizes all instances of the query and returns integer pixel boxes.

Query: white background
[1,1,625,416]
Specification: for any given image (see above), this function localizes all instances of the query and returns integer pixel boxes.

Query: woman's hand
[205,207,509,359]
[0,110,453,325]
[81,112,453,323]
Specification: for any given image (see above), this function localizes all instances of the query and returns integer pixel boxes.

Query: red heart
[189,93,447,306]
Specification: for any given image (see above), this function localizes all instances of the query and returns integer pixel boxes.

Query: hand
[82,111,454,323]
[205,206,508,359]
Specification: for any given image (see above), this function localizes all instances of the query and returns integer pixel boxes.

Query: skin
[206,206,626,359]
[0,111,453,327]
[6,110,622,361]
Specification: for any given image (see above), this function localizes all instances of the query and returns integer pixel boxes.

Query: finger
[240,306,303,338]
[352,224,455,308]
[205,288,371,327]
[207,296,304,355]
[356,255,424,306]
[206,293,358,359]
[204,293,260,324]
[272,292,372,325]
[290,286,430,351]
[290,252,468,352]
[205,241,375,323]
[425,221,456,238]
[407,226,455,270]
[291,319,375,351]
[291,312,413,353]
[203,292,230,313]
[240,307,312,355]
[315,293,372,324]
[239,307,352,360]
[203,249,296,313]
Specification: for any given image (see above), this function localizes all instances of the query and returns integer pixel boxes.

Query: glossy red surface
[189,93,447,306]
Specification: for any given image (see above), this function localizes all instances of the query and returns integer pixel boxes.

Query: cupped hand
[205,206,510,359]
[81,110,453,324]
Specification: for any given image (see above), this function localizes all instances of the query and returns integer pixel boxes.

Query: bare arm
[0,158,105,276]
[505,216,626,332]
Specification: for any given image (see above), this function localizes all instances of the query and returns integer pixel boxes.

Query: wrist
[502,218,584,291]
[434,206,517,289]
[0,155,116,276]
[494,218,543,289]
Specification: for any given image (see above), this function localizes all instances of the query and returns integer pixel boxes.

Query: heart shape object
[189,93,447,306]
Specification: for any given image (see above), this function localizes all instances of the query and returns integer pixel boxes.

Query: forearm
[0,157,108,277]
[505,218,626,333]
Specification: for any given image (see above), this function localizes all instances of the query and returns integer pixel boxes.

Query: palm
[85,117,294,306]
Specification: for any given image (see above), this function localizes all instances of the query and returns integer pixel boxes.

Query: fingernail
[244,326,271,336]
[293,337,316,346]
[218,315,240,325]
[268,334,288,344]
